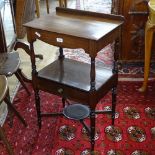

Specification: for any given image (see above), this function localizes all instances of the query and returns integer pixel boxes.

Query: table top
[24,7,124,41]
[24,7,124,57]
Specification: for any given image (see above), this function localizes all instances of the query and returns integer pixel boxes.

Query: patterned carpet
[1,44,155,154]
[63,45,155,80]
[0,80,155,155]
[52,81,155,155]
[1,0,155,154]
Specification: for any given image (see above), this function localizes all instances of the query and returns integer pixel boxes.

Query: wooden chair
[35,0,49,18]
[35,0,67,18]
[139,0,155,92]
[0,51,31,96]
[0,0,44,95]
[0,75,27,155]
[59,0,67,8]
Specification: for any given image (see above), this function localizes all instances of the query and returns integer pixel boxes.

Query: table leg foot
[138,84,147,92]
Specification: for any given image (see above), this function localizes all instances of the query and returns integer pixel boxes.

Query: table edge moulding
[24,7,124,152]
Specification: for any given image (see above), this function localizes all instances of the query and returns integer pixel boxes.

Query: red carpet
[1,81,155,155]
[63,46,155,79]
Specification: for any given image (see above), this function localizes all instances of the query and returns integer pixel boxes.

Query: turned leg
[59,0,67,7]
[62,97,66,108]
[35,0,40,18]
[64,0,67,7]
[46,0,49,14]
[0,127,13,155]
[90,110,95,153]
[112,86,117,125]
[16,68,31,83]
[4,90,27,127]
[15,70,31,96]
[139,22,154,92]
[34,88,42,128]
[59,0,62,7]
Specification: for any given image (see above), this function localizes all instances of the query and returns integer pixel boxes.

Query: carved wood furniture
[0,75,27,155]
[139,0,155,92]
[112,0,154,61]
[24,7,124,152]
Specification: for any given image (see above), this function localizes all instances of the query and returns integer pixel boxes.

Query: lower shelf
[35,58,117,104]
[38,58,114,91]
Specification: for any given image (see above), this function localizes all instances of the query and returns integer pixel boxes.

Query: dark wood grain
[25,7,124,57]
[113,0,155,61]
[25,7,124,152]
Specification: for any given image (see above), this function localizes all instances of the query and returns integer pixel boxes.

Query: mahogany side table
[24,7,124,152]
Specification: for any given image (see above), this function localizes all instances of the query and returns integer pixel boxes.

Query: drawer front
[36,77,90,105]
[31,28,90,52]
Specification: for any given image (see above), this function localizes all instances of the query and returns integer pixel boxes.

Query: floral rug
[63,45,155,80]
[1,0,155,154]
[0,80,155,155]
[52,81,155,155]
[72,0,155,80]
